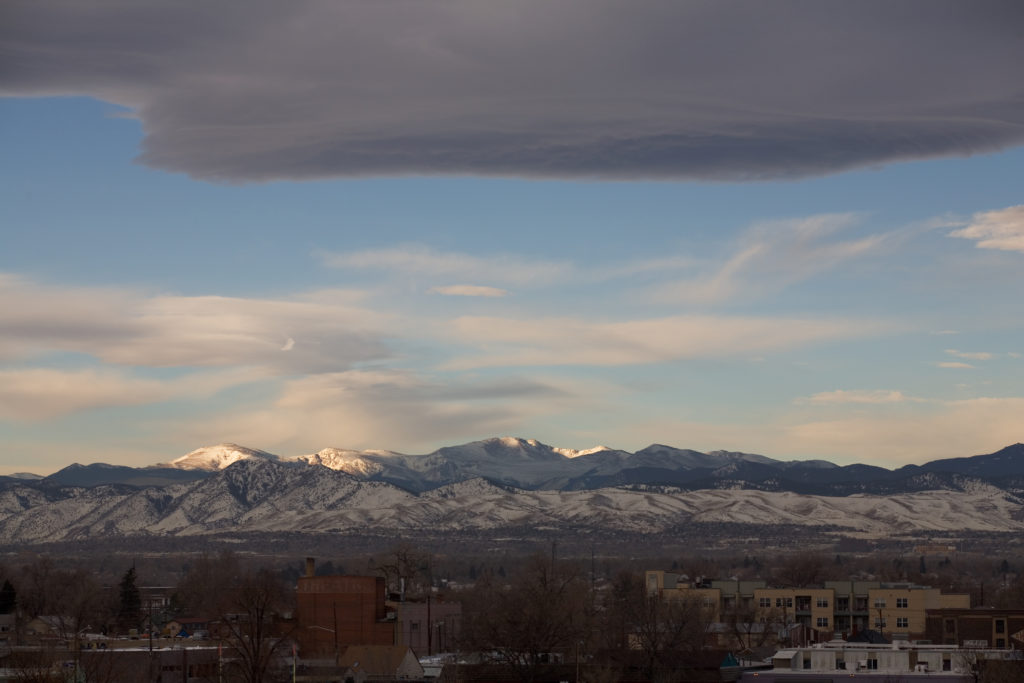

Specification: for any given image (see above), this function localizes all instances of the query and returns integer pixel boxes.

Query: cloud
[803,389,914,405]
[442,314,890,368]
[784,397,1024,466]
[652,213,886,304]
[0,275,393,374]
[937,361,974,369]
[182,369,571,452]
[321,245,569,287]
[4,2,1023,182]
[949,205,1024,253]
[945,349,993,361]
[429,285,508,298]
[322,244,691,290]
[0,367,256,420]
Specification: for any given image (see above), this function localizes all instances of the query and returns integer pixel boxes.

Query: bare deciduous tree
[461,554,588,683]
[176,553,294,683]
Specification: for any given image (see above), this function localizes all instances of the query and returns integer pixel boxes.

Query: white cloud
[945,349,993,361]
[179,369,573,453]
[0,367,258,420]
[0,275,393,374]
[803,389,914,405]
[949,205,1024,253]
[320,245,569,287]
[784,397,1024,466]
[937,361,974,369]
[441,313,890,368]
[429,285,508,298]
[653,213,887,304]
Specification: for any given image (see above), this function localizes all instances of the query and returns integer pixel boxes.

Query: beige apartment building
[644,571,969,640]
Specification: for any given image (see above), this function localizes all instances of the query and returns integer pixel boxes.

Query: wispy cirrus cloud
[937,361,975,369]
[428,285,508,298]
[802,389,918,405]
[321,244,692,292]
[0,367,259,420]
[320,245,570,287]
[652,213,887,304]
[441,313,891,369]
[0,274,393,374]
[945,349,993,361]
[949,205,1024,253]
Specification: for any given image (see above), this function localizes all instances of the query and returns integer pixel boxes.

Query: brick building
[925,608,1024,648]
[296,559,396,660]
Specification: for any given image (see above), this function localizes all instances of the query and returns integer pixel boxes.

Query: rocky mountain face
[2,439,1022,546]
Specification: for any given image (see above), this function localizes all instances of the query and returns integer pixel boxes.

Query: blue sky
[2,2,1023,474]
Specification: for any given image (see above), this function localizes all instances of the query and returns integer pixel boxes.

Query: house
[337,645,423,683]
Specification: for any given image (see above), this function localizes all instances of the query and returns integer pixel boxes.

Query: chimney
[305,557,316,577]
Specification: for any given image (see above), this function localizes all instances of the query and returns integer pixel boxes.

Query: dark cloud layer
[3,1,1023,182]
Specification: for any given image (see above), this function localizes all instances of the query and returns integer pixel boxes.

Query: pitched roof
[338,645,423,676]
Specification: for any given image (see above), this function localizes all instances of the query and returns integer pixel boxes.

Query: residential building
[644,571,970,643]
[925,608,1024,648]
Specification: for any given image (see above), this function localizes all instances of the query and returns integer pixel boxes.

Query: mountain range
[1,438,1022,546]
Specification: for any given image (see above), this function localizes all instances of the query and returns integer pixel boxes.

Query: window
[836,597,850,611]
[817,617,829,628]
[759,597,771,608]
[874,598,886,608]
[996,639,1006,648]
[896,598,908,608]
[866,659,878,670]
[874,617,887,628]
[945,619,956,633]
[816,598,829,608]
[775,597,793,607]
[803,658,811,669]
[896,617,908,629]
[996,620,1006,634]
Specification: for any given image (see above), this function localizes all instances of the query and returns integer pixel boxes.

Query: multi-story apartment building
[644,571,969,641]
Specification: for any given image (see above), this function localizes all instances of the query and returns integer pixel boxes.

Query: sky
[2,1,1023,475]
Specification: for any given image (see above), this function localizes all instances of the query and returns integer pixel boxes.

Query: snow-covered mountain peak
[555,445,613,459]
[164,443,279,471]
[291,448,385,476]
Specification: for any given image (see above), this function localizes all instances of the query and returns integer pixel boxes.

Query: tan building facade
[644,571,969,641]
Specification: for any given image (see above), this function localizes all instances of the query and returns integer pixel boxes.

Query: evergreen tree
[118,567,142,631]
[0,579,15,614]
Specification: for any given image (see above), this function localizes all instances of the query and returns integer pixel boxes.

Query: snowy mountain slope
[160,443,283,471]
[2,458,1024,546]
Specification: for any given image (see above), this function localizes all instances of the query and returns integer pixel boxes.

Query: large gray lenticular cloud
[3,0,1023,182]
